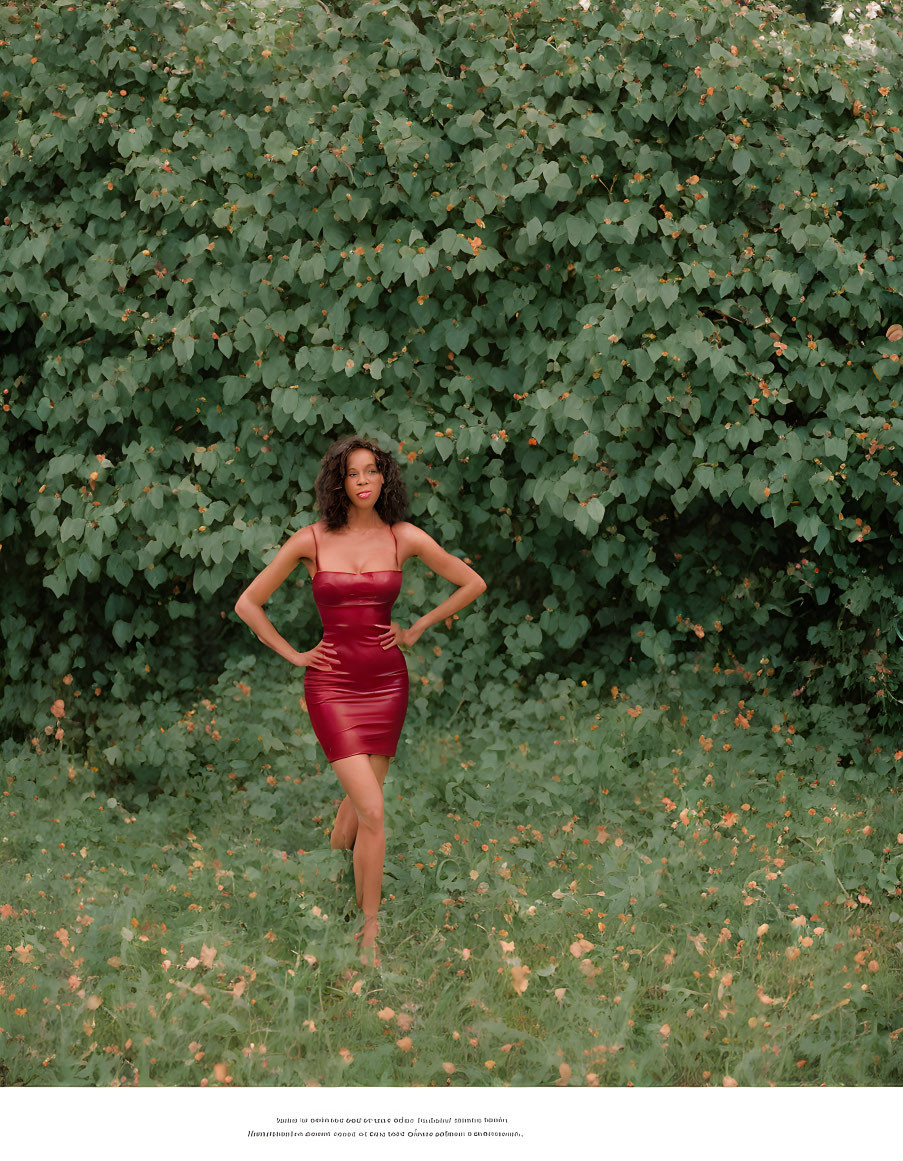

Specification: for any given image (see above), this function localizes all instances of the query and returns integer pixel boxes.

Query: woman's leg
[329,753,389,961]
[329,754,391,855]
[329,795,359,851]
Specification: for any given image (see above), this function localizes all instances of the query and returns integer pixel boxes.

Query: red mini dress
[303,521,409,763]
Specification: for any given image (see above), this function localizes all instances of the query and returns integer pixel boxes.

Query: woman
[234,435,487,964]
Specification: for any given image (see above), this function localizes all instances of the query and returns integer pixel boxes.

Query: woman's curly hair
[315,435,410,531]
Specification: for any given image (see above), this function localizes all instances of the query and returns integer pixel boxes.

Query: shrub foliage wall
[2,0,903,742]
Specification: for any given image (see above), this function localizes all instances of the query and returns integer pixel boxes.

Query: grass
[2,658,902,1086]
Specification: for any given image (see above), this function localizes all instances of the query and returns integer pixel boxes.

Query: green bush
[2,0,903,759]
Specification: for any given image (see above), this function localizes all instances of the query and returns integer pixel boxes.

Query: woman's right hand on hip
[297,639,340,670]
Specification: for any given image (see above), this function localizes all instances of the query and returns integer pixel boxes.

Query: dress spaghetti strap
[390,523,398,569]
[311,521,319,569]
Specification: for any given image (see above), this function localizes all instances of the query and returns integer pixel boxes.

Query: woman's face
[343,446,384,510]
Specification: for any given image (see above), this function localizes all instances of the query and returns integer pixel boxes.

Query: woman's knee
[331,754,384,830]
[355,797,384,831]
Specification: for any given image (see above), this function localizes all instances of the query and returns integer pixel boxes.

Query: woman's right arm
[233,526,337,670]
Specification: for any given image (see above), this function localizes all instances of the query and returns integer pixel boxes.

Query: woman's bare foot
[355,916,380,966]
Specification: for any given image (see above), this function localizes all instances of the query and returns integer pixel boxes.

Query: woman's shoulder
[283,521,320,558]
[391,521,441,554]
[390,519,423,543]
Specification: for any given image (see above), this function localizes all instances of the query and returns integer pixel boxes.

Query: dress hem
[321,746,398,763]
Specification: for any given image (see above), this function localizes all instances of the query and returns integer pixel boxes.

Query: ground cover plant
[2,664,902,1086]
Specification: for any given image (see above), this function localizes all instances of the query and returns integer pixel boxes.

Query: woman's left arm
[379,522,486,650]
